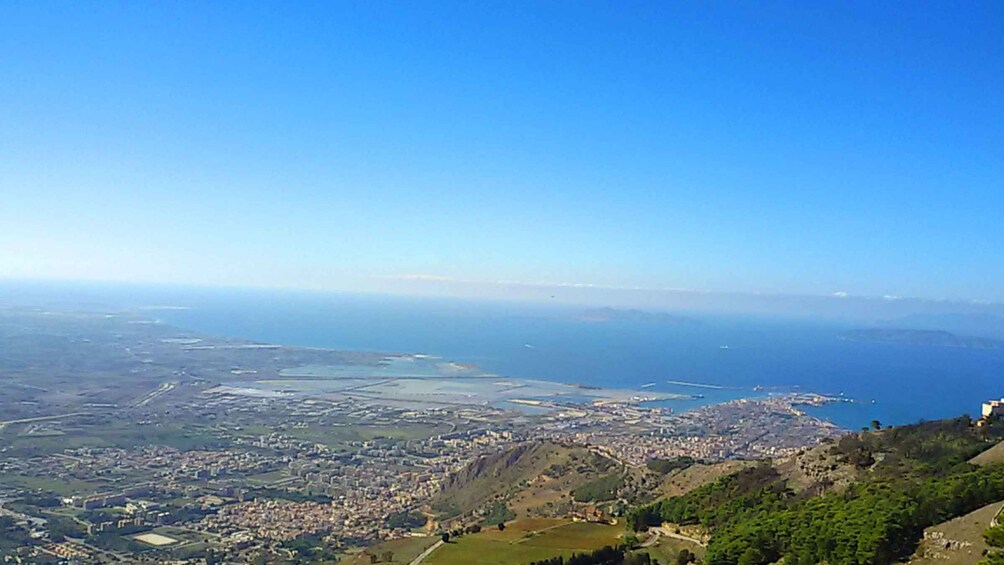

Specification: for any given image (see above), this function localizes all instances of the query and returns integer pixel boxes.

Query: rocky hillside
[431,441,618,521]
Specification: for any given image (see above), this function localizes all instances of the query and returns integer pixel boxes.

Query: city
[0,309,841,563]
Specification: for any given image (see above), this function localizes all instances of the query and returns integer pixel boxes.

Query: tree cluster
[527,545,658,565]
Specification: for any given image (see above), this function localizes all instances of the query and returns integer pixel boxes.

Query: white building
[983,398,1004,418]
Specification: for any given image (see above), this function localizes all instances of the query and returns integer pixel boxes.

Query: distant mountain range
[840,328,1004,349]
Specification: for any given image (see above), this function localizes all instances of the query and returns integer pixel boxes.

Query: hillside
[772,440,863,495]
[431,442,619,522]
[658,460,757,498]
[971,438,1004,467]
[363,418,1004,565]
[660,427,901,502]
[628,415,1004,565]
[902,500,1004,565]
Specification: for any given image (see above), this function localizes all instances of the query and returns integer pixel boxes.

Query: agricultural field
[0,473,100,496]
[345,535,439,565]
[640,533,706,564]
[0,419,229,458]
[426,519,624,565]
[278,422,454,447]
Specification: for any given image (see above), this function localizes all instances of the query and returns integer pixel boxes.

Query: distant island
[578,307,700,325]
[840,328,1004,349]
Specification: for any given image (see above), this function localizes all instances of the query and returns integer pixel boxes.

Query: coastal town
[0,309,844,563]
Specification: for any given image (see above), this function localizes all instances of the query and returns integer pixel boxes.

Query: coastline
[129,311,852,432]
[131,294,1000,431]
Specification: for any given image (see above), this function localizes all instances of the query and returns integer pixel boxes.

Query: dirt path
[639,528,661,548]
[409,539,444,565]
[511,520,574,544]
[657,525,707,547]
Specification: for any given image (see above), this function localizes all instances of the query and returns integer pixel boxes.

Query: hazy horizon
[6,277,1004,337]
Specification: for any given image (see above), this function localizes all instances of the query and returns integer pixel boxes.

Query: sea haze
[6,282,1003,430]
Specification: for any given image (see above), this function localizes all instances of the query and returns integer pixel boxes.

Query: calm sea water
[6,282,1003,430]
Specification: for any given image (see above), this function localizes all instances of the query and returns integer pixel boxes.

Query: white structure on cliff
[983,398,1004,418]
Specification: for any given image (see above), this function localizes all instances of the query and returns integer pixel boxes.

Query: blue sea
[6,282,1004,430]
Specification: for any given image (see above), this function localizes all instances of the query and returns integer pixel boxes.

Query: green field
[244,469,289,484]
[1,421,227,457]
[346,536,439,565]
[426,521,624,565]
[641,535,706,564]
[0,473,102,496]
[284,422,453,446]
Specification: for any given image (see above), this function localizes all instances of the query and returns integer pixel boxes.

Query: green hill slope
[628,415,1004,565]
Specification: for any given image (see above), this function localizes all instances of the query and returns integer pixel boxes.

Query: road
[409,540,445,565]
[0,505,45,526]
[657,525,707,547]
[132,381,177,407]
[639,528,661,548]
[0,412,89,431]
[991,502,1004,527]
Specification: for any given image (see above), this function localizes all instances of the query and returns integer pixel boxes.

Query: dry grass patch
[903,500,1004,565]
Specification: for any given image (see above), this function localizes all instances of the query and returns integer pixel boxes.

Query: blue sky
[1,1,1002,304]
